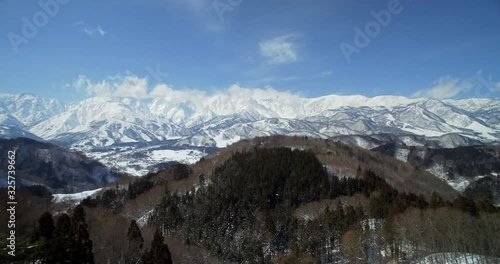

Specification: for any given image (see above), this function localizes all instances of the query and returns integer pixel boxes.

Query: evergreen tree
[71,205,94,264]
[124,220,144,264]
[128,182,135,199]
[141,228,172,264]
[430,191,441,209]
[35,212,55,263]
[173,163,191,180]
[37,212,55,241]
[49,213,72,263]
[453,196,479,217]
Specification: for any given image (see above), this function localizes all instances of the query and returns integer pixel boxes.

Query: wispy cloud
[281,76,301,81]
[412,76,474,99]
[81,25,106,37]
[313,70,334,78]
[259,35,298,65]
[73,21,106,37]
[245,75,300,87]
[173,0,225,33]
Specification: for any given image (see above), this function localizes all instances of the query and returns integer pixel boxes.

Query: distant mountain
[0,93,65,141]
[0,93,66,126]
[29,97,186,147]
[0,113,43,141]
[332,133,483,149]
[0,137,121,192]
[372,143,500,205]
[0,93,499,149]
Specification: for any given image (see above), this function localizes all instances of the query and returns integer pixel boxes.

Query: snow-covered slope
[30,97,186,147]
[53,188,103,204]
[0,93,499,149]
[0,93,65,126]
[84,142,207,176]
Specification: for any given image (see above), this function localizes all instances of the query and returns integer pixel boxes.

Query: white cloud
[73,74,302,107]
[87,81,113,97]
[81,25,106,37]
[259,35,298,64]
[73,75,89,91]
[314,70,334,78]
[149,84,173,98]
[150,83,207,102]
[412,76,474,99]
[495,83,500,91]
[74,75,148,98]
[113,76,149,98]
[226,83,301,104]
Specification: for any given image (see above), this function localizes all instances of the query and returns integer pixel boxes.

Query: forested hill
[154,135,459,201]
[3,136,499,263]
[142,146,498,263]
[0,137,121,192]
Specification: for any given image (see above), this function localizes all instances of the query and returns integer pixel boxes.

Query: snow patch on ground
[298,212,315,221]
[53,188,102,204]
[426,164,470,192]
[289,145,307,151]
[150,149,204,164]
[394,148,410,162]
[361,218,382,231]
[325,165,356,179]
[212,132,241,148]
[82,144,207,176]
[401,136,425,147]
[137,209,153,227]
[417,253,499,264]
[353,137,372,149]
[426,164,497,193]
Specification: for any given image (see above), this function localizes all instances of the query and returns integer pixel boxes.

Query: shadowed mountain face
[372,143,500,204]
[0,137,120,192]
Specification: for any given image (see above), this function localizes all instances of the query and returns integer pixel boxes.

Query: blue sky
[1,0,500,102]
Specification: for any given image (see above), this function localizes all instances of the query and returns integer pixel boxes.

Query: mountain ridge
[0,137,121,192]
[0,93,498,149]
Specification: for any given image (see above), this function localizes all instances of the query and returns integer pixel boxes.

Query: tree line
[146,147,499,262]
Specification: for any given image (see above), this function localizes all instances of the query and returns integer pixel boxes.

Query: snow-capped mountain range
[1,93,499,149]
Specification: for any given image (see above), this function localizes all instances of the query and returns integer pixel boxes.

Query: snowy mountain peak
[0,93,498,148]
